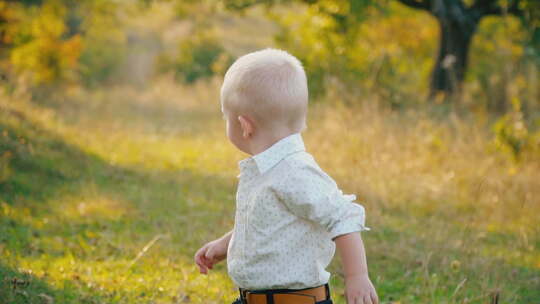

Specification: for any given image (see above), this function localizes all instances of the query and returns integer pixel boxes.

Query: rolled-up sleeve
[273,164,370,241]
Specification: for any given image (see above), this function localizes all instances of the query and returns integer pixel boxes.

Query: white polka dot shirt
[226,132,370,290]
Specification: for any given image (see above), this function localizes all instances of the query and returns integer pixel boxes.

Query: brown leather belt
[238,283,330,304]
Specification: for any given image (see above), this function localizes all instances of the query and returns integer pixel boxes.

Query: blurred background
[0,0,538,303]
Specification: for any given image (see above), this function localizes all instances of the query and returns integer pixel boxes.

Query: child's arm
[194,229,233,274]
[334,232,379,304]
[218,229,233,245]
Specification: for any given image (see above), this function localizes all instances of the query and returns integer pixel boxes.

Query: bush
[157,31,233,83]
[492,97,540,162]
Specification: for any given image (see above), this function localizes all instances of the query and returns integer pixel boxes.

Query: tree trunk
[397,0,525,104]
[429,14,479,99]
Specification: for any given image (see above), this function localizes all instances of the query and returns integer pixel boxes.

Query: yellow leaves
[7,0,82,84]
[211,52,233,77]
[62,34,83,67]
[470,15,527,74]
[1,202,32,223]
[0,2,22,45]
[31,0,67,39]
[317,0,344,15]
[272,0,441,99]
[356,3,437,63]
[0,201,11,217]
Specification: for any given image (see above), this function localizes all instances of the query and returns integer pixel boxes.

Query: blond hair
[220,48,308,133]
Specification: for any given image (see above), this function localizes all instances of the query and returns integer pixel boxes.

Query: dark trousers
[231,283,334,304]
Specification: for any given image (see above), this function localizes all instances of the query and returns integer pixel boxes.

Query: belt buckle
[240,288,269,304]
[239,288,248,304]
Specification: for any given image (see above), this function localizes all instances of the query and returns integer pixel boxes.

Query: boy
[194,48,378,304]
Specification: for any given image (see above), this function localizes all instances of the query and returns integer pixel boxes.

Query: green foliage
[157,30,233,83]
[0,150,12,184]
[77,1,127,87]
[270,2,364,99]
[270,2,436,103]
[468,15,532,111]
[1,0,537,112]
[0,0,136,89]
[7,0,82,85]
[226,0,539,109]
[492,97,539,162]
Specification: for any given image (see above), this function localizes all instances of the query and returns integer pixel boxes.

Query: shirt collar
[238,132,306,176]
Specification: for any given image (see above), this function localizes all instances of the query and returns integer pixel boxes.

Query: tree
[223,0,539,99]
[0,0,84,86]
[396,0,538,99]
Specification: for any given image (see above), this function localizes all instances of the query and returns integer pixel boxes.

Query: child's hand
[194,238,228,275]
[344,274,379,304]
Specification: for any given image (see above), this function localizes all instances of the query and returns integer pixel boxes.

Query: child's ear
[238,115,254,138]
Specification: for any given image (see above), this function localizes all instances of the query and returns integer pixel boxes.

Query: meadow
[1,75,539,304]
[1,0,540,303]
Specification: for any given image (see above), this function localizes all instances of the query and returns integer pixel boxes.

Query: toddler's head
[220,48,308,154]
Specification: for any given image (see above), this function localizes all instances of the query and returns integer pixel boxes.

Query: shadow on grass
[0,105,236,260]
[0,261,106,304]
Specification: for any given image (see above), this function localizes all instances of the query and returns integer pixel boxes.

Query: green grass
[0,78,539,303]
